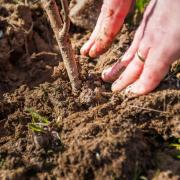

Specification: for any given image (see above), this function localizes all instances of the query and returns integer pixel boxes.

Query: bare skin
[81,0,180,95]
[81,0,133,58]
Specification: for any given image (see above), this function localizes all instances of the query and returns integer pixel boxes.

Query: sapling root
[41,0,81,91]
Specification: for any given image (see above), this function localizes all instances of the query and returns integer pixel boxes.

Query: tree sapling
[41,0,81,91]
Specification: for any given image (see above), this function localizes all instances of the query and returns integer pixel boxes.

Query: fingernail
[80,46,87,56]
[111,80,119,91]
[102,67,112,79]
[124,84,140,95]
[89,43,98,56]
[81,40,93,56]
[124,85,133,94]
[123,85,138,97]
[130,84,145,95]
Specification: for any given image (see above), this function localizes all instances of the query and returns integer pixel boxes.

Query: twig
[129,105,170,114]
[30,51,58,59]
[24,0,28,6]
[41,0,81,91]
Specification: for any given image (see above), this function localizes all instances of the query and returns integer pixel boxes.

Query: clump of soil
[0,1,180,180]
[69,0,103,30]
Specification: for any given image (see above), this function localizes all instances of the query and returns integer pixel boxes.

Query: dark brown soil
[0,1,180,180]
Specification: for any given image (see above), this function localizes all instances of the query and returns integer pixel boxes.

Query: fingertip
[111,79,122,92]
[111,85,119,92]
[111,85,117,92]
[80,40,95,56]
[125,82,149,95]
[80,44,89,56]
[80,47,87,56]
[102,61,127,83]
[89,38,113,57]
[101,67,112,81]
[130,59,171,95]
[89,44,98,58]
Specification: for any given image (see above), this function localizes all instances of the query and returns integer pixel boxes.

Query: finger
[125,49,171,95]
[80,7,104,56]
[89,0,132,57]
[80,39,95,57]
[102,59,130,83]
[111,44,149,92]
[122,22,146,62]
[102,38,150,82]
[121,0,155,62]
[101,22,149,83]
[88,33,114,58]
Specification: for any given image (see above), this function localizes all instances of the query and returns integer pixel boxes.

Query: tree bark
[41,0,81,91]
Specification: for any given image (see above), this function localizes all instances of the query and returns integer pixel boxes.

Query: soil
[69,0,103,30]
[0,1,180,180]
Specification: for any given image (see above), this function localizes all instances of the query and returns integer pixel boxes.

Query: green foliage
[12,0,24,3]
[132,161,147,180]
[26,108,50,133]
[169,138,180,159]
[0,152,6,168]
[136,0,150,13]
[172,63,180,76]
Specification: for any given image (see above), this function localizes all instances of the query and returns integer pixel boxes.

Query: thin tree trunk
[41,0,81,91]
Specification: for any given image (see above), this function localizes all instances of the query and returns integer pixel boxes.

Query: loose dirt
[0,1,179,180]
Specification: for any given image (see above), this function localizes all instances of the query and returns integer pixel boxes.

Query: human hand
[80,0,133,58]
[102,0,180,95]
